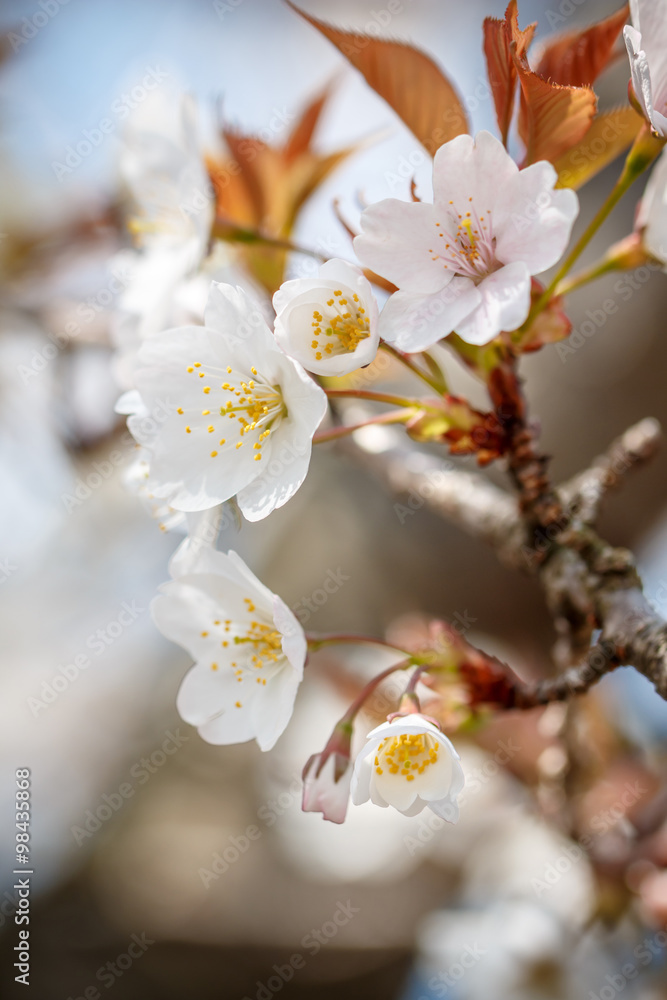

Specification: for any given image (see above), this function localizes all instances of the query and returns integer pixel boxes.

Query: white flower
[152,539,306,750]
[302,752,353,824]
[117,281,328,521]
[353,131,579,349]
[624,0,667,138]
[636,146,667,264]
[273,259,380,376]
[351,715,464,819]
[111,92,215,385]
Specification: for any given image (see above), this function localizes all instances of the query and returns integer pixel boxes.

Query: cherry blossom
[273,259,380,376]
[152,539,306,750]
[351,714,464,819]
[624,0,667,138]
[354,131,578,349]
[117,281,328,521]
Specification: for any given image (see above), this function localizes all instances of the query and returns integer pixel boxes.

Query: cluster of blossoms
[113,0,667,825]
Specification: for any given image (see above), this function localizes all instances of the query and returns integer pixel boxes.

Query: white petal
[455,262,531,344]
[379,280,481,352]
[494,161,579,274]
[176,661,245,726]
[432,130,518,224]
[250,669,301,751]
[204,282,272,344]
[639,148,667,263]
[354,200,447,294]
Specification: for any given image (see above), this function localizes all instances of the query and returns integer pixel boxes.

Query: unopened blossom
[351,715,464,819]
[624,0,667,138]
[636,146,667,264]
[354,130,579,348]
[117,281,327,521]
[273,259,380,376]
[302,751,353,824]
[152,539,306,750]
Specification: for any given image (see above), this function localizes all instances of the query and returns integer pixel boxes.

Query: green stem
[210,221,326,260]
[554,256,619,298]
[306,633,413,657]
[313,408,415,445]
[527,126,663,326]
[380,343,447,394]
[421,350,449,392]
[338,658,416,726]
[324,388,429,409]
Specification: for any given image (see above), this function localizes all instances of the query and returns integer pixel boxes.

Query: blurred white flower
[111,92,215,385]
[273,259,379,376]
[117,282,327,521]
[354,131,578,348]
[624,0,667,137]
[152,539,306,750]
[351,714,464,819]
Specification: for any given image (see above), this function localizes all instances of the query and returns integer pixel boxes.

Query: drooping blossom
[354,131,579,349]
[302,751,353,825]
[351,714,464,819]
[624,0,667,138]
[152,538,306,750]
[273,259,380,376]
[117,281,328,521]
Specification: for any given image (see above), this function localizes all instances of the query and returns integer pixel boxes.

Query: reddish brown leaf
[483,17,515,146]
[515,48,597,164]
[283,81,335,162]
[533,3,629,88]
[483,2,536,145]
[287,2,468,153]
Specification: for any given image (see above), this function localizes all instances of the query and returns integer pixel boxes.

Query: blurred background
[1,0,667,996]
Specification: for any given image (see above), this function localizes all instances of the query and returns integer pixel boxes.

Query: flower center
[206,598,284,705]
[430,200,499,283]
[179,362,287,461]
[374,732,440,782]
[310,289,370,362]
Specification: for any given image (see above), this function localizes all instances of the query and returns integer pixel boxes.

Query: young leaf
[554,107,644,189]
[287,2,468,153]
[533,4,629,88]
[515,50,597,164]
[283,81,336,162]
[483,1,536,145]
